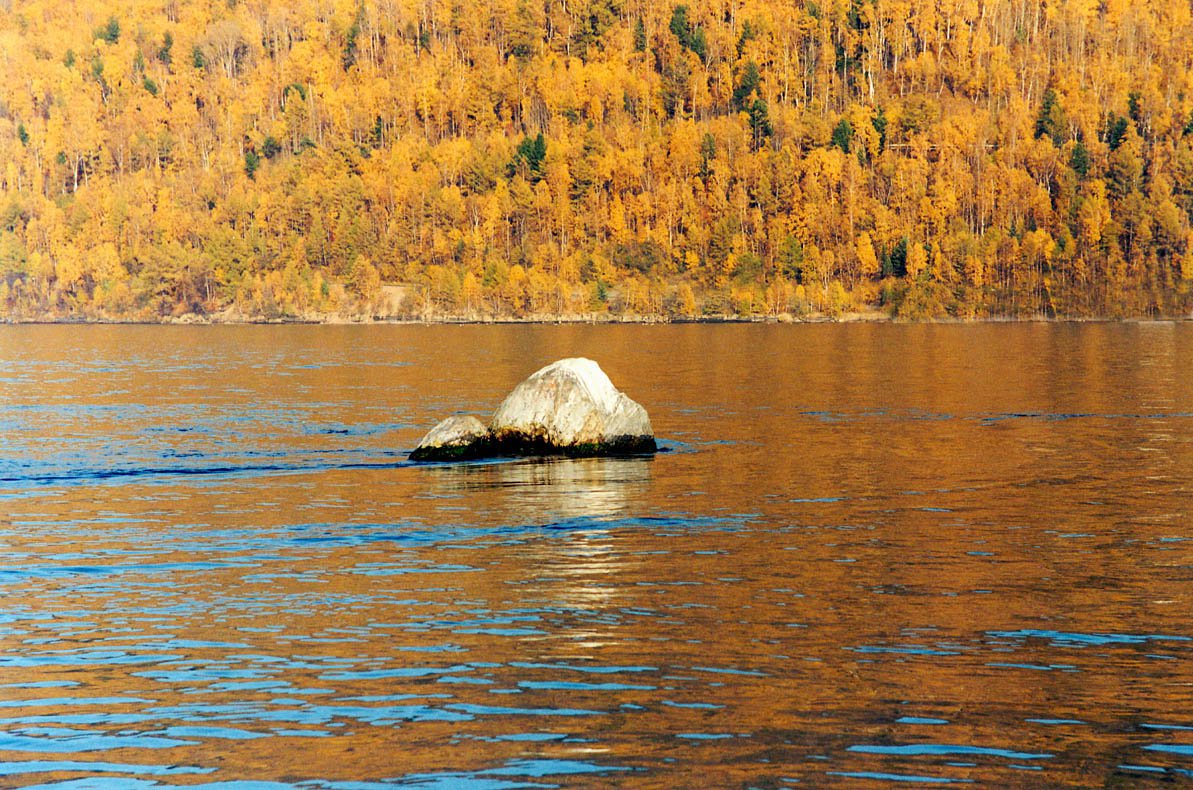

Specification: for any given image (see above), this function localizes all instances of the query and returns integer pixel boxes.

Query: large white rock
[489,358,654,452]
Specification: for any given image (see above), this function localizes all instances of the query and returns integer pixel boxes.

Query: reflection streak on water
[0,323,1192,786]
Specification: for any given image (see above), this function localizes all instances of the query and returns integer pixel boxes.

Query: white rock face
[409,358,656,461]
[410,415,489,460]
[489,358,654,450]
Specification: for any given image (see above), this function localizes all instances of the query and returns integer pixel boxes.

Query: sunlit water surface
[1,323,1192,788]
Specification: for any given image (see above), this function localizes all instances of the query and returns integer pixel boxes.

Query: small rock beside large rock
[409,415,491,460]
[410,358,656,461]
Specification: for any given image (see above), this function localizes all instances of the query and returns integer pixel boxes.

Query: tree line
[2,0,1193,321]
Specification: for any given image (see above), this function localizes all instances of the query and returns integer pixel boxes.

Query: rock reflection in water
[423,456,654,650]
[424,456,653,520]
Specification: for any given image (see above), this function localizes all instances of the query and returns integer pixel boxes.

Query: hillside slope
[2,0,1193,320]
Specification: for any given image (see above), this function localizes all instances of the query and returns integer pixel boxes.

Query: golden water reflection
[1,323,1192,787]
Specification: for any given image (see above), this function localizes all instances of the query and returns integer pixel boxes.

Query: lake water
[1,323,1192,788]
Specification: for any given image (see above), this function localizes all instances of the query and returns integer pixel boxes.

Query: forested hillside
[3,0,1193,321]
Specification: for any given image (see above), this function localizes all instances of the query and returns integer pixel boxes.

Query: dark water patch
[509,662,657,675]
[827,771,974,784]
[1115,763,1193,780]
[688,665,767,677]
[441,703,603,718]
[848,744,1052,760]
[847,645,962,657]
[0,760,212,778]
[143,700,470,727]
[985,662,1079,672]
[394,757,631,787]
[318,665,478,681]
[1141,723,1193,731]
[0,455,418,488]
[517,681,654,691]
[987,629,1193,648]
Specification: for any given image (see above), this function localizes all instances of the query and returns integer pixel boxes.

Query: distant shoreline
[3,311,1190,326]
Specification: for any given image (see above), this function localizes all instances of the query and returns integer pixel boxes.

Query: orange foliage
[0,0,1192,320]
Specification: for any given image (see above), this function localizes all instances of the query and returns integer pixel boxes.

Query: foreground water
[1,323,1191,788]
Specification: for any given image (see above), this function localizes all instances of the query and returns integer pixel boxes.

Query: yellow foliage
[905,242,928,280]
[825,280,851,318]
[0,0,1190,320]
[855,232,879,279]
[765,278,794,315]
[675,282,697,315]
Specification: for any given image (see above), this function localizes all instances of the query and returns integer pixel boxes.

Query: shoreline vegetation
[3,2,1193,324]
[2,284,1189,325]
[4,306,1191,326]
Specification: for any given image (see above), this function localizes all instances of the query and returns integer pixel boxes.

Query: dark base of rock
[409,438,497,462]
[410,434,657,462]
[494,434,658,459]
